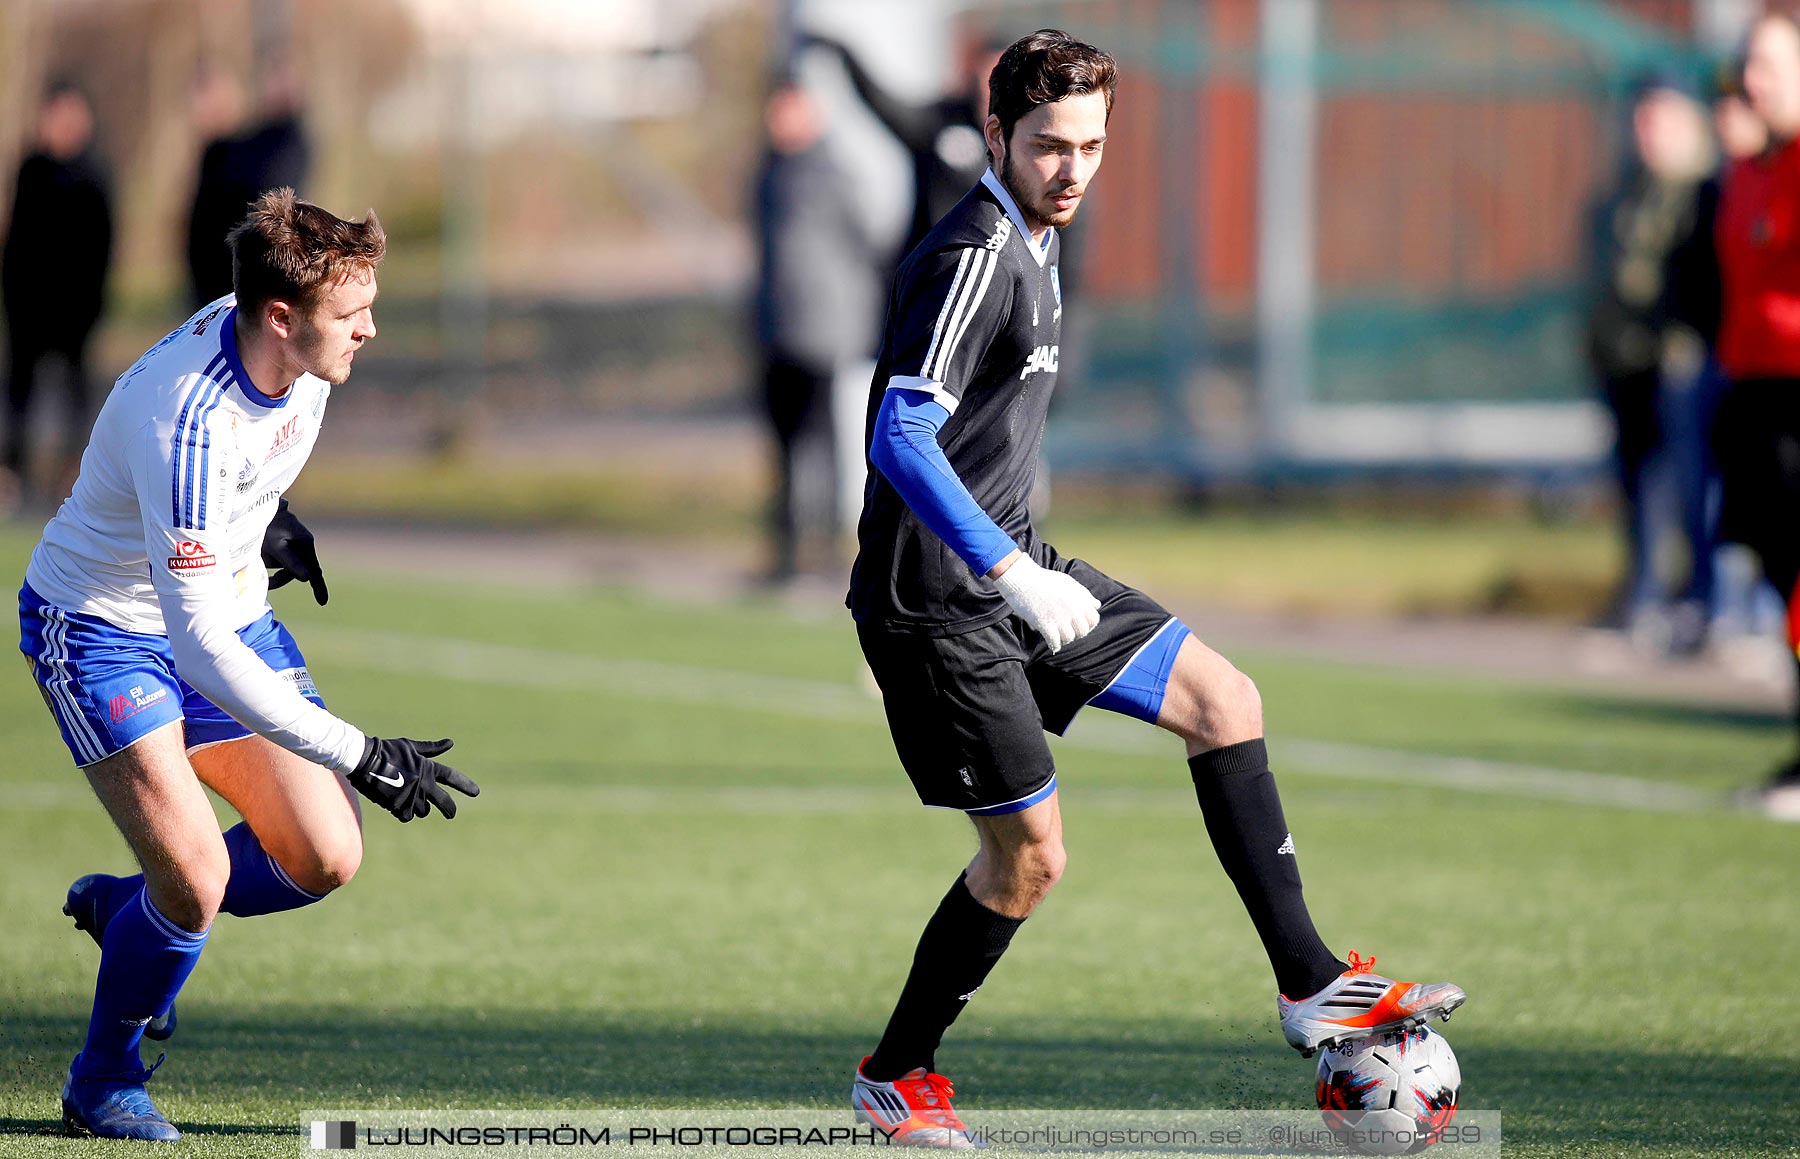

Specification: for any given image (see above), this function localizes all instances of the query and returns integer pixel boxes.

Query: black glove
[347,737,480,822]
[263,498,328,606]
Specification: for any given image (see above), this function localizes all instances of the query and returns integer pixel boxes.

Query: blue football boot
[62,1053,180,1141]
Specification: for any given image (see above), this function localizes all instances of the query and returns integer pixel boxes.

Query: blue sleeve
[868,388,1017,576]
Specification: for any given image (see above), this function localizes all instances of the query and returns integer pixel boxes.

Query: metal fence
[1000,0,1716,482]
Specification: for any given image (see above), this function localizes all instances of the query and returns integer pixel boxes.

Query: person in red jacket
[1714,12,1800,820]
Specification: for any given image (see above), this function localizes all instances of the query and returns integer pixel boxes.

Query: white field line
[303,626,1722,817]
[2,627,1724,817]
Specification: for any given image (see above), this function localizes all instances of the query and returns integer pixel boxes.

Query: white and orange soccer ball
[1314,1026,1461,1156]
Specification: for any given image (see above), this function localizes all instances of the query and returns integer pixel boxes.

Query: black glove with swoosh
[263,498,329,606]
[347,737,481,822]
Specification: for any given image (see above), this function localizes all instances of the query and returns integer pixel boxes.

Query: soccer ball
[1314,1026,1460,1155]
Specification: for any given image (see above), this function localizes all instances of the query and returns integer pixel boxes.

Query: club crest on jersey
[984,215,1013,253]
[1020,344,1059,378]
[1051,267,1062,323]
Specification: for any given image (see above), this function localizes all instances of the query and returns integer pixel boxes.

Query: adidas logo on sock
[1276,833,1295,855]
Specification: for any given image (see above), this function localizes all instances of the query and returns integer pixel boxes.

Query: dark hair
[43,77,88,105]
[1714,56,1749,101]
[228,188,386,315]
[986,29,1117,147]
[1632,66,1699,103]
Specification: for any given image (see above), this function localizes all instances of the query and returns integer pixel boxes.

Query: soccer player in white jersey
[20,190,479,1140]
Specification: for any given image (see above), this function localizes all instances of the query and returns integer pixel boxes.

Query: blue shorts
[18,582,326,767]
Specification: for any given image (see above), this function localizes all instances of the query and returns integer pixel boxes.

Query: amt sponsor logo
[264,417,302,462]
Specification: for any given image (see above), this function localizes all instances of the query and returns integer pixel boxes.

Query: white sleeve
[134,413,367,773]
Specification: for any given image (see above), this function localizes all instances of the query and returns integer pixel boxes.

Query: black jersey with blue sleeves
[850,170,1064,635]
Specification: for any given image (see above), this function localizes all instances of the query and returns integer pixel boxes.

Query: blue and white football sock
[218,822,325,917]
[74,887,206,1077]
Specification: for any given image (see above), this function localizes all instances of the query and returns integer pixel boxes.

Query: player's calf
[63,875,179,1041]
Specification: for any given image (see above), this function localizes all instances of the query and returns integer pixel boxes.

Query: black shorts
[1713,377,1800,594]
[857,543,1184,815]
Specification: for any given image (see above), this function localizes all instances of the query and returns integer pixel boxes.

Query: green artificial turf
[2,545,1795,1156]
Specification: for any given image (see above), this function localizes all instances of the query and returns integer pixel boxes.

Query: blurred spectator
[752,82,883,581]
[806,29,1001,264]
[805,25,1095,507]
[2,81,112,503]
[1712,14,1800,818]
[186,60,310,308]
[1584,72,1717,647]
[1714,69,1770,161]
[1697,64,1783,648]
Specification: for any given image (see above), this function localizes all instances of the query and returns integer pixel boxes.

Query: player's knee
[152,849,230,933]
[1228,667,1264,736]
[1004,839,1066,907]
[1033,840,1068,893]
[285,829,363,896]
[1188,664,1261,748]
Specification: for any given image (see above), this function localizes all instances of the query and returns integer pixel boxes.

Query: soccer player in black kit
[846,31,1466,1147]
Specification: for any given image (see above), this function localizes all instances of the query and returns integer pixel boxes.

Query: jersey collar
[981,168,1053,268]
[221,304,294,411]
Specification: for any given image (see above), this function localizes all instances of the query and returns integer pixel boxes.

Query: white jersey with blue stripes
[25,295,366,771]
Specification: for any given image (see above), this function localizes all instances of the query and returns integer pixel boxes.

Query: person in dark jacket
[805,28,1095,479]
[186,62,310,308]
[1713,15,1800,818]
[2,82,113,496]
[805,30,1001,262]
[753,82,883,580]
[1584,73,1717,646]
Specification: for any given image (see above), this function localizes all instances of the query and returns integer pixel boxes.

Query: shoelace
[894,1072,966,1130]
[132,1052,168,1085]
[1345,950,1378,976]
[90,1054,168,1119]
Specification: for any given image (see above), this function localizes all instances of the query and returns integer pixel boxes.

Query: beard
[997,146,1081,231]
[292,324,352,385]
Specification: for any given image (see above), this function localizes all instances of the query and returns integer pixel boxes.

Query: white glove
[992,554,1101,652]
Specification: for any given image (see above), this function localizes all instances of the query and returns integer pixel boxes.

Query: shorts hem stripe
[1085,615,1182,711]
[185,734,252,757]
[963,773,1059,817]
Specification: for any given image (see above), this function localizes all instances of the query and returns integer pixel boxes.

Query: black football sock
[1190,738,1347,999]
[1789,651,1800,775]
[862,871,1025,1082]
